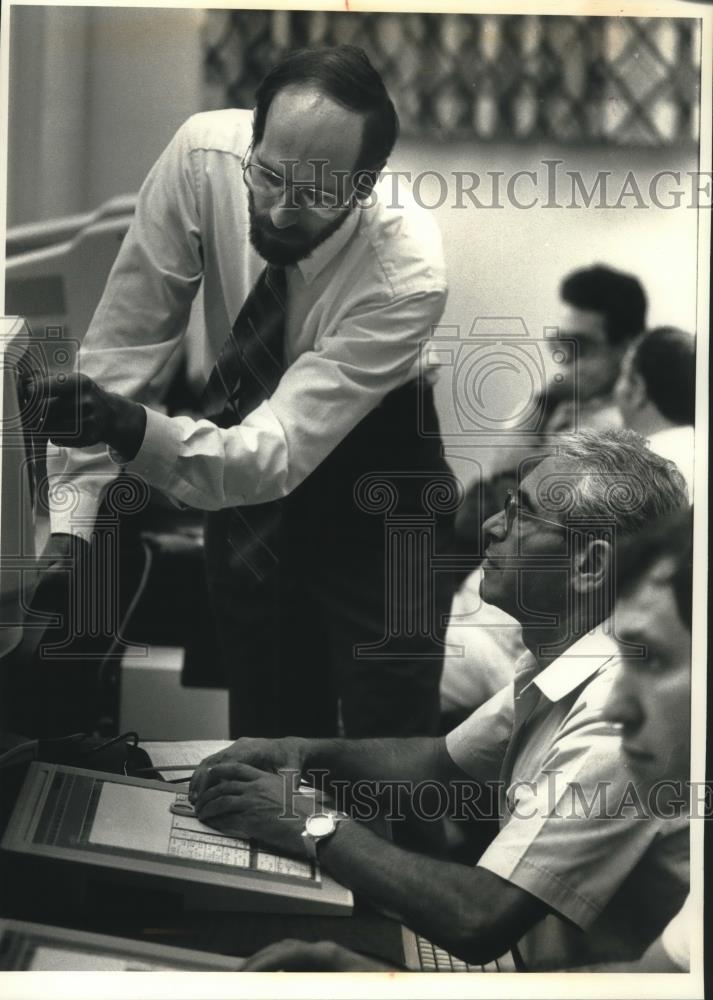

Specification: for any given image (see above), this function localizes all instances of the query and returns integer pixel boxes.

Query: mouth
[482,549,504,570]
[621,742,656,764]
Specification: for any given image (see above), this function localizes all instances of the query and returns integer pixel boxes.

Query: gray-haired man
[189,429,689,970]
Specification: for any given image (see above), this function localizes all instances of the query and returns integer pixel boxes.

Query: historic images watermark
[276,768,712,824]
[256,157,712,210]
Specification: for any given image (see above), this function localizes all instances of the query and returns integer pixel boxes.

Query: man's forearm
[316,819,518,965]
[301,736,453,787]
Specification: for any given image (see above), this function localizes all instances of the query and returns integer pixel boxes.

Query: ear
[627,370,648,412]
[352,163,384,201]
[572,538,612,594]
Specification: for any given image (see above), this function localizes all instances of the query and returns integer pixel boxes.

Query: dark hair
[616,507,693,629]
[561,265,647,346]
[253,45,399,178]
[631,326,696,426]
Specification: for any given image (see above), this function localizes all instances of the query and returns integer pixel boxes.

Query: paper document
[144,740,232,780]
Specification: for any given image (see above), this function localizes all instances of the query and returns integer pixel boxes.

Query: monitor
[0,317,40,659]
[1,761,353,915]
[0,918,243,970]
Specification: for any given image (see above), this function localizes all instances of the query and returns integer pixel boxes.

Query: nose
[483,508,507,546]
[602,665,644,737]
[268,199,298,230]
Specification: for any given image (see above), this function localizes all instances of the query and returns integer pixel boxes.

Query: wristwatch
[301,810,349,860]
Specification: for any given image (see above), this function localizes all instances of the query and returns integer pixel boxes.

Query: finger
[189,751,231,801]
[197,760,268,792]
[195,778,250,811]
[196,794,246,823]
[31,374,78,401]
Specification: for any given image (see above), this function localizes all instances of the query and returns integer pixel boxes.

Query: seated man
[189,429,689,970]
[242,507,696,973]
[613,326,696,497]
[599,507,694,972]
[440,265,649,722]
[540,263,647,433]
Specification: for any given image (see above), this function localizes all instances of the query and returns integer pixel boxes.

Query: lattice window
[202,11,701,147]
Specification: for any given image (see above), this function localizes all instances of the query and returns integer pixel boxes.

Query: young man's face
[612,343,643,427]
[556,304,621,400]
[246,85,364,266]
[479,456,571,625]
[604,556,691,782]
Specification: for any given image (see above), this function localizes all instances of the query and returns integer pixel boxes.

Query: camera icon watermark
[1,322,80,446]
[419,316,578,441]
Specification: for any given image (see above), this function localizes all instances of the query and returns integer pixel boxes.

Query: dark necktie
[202,265,287,583]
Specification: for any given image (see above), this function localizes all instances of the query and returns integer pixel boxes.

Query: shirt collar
[518,625,620,703]
[294,205,361,285]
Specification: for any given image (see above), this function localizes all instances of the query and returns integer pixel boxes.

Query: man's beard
[248,191,351,267]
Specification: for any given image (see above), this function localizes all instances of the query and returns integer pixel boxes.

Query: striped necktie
[202,265,287,583]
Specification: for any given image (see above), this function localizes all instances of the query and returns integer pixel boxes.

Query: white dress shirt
[46,110,448,538]
[648,425,695,500]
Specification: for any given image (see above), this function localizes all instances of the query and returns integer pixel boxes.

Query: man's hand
[241,939,396,972]
[189,736,309,803]
[193,762,321,857]
[34,373,146,459]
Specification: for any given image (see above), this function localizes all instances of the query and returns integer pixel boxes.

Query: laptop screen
[33,769,318,884]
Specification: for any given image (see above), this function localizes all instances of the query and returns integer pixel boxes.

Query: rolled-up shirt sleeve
[475,718,675,930]
[445,682,515,784]
[117,288,446,510]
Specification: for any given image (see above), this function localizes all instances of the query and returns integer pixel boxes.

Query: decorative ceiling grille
[202,11,701,147]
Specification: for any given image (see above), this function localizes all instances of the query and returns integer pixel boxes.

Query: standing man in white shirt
[38,45,457,738]
[613,325,696,498]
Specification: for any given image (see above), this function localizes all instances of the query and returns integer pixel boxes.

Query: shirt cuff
[111,405,178,483]
[47,487,103,542]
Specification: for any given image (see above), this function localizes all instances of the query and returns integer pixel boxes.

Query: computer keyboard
[167,828,251,866]
[168,793,315,879]
[415,934,499,972]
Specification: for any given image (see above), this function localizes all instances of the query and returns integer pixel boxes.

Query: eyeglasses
[502,489,566,537]
[503,489,519,537]
[242,153,352,217]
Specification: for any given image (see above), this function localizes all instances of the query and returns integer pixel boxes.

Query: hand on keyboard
[189,737,308,803]
[193,761,322,859]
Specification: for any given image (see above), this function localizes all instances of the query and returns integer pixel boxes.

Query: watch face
[307,814,334,837]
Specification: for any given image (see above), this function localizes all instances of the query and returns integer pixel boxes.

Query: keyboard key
[256,852,277,872]
[433,947,453,971]
[276,857,313,879]
[223,848,250,867]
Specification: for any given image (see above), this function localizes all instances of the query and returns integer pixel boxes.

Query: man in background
[614,326,695,497]
[601,507,694,972]
[541,263,647,432]
[441,264,648,725]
